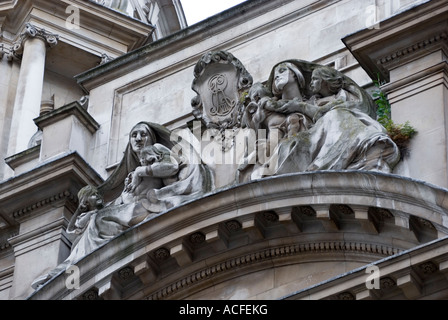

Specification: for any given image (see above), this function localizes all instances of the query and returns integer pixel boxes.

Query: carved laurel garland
[145,240,401,300]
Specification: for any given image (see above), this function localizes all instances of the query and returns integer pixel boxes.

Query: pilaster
[342,0,448,188]
[7,23,59,156]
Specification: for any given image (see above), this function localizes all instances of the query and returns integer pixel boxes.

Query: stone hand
[277,99,308,114]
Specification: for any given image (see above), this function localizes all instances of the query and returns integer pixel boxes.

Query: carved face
[310,73,322,95]
[310,70,333,97]
[86,192,103,210]
[77,186,103,212]
[139,147,161,166]
[78,188,103,212]
[130,124,154,153]
[273,64,295,92]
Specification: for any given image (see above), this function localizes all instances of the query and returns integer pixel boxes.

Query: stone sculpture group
[31,50,400,289]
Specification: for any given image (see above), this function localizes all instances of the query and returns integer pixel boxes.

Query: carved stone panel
[191,51,253,131]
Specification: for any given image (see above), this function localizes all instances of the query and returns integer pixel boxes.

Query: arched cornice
[28,171,448,300]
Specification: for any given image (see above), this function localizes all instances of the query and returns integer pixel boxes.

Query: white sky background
[181,0,248,25]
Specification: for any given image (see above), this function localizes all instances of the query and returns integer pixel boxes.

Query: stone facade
[1,0,448,301]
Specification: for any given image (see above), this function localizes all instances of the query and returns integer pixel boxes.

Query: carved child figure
[31,185,104,289]
[271,66,354,123]
[244,82,302,139]
[66,185,104,245]
[122,143,180,203]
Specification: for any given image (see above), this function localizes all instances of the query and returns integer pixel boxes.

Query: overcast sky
[181,0,247,25]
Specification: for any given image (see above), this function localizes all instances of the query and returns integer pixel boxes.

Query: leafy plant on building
[373,74,417,158]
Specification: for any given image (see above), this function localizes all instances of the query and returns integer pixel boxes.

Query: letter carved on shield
[191,51,253,130]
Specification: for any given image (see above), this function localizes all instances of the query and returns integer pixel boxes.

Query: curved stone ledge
[284,236,448,300]
[147,239,402,300]
[27,171,448,300]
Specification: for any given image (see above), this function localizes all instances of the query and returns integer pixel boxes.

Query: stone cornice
[283,236,448,300]
[74,0,341,92]
[147,240,401,300]
[0,0,153,36]
[34,101,100,134]
[27,171,448,300]
[0,151,103,225]
[4,145,40,171]
[11,190,76,220]
[376,32,448,67]
[342,0,448,82]
[1,0,154,61]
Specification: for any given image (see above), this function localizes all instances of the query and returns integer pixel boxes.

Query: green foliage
[372,77,391,127]
[381,119,417,145]
[239,90,249,103]
[372,74,417,154]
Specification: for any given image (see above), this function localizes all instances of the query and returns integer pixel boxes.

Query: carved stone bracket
[7,23,59,61]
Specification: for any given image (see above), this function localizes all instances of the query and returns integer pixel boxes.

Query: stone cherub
[118,143,181,213]
[31,185,105,289]
[242,81,303,139]
[66,185,104,245]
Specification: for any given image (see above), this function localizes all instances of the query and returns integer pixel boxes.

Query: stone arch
[28,171,448,300]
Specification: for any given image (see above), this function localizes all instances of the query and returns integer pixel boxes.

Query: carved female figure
[238,63,311,181]
[97,121,175,203]
[267,62,312,136]
[31,121,214,290]
[304,66,400,172]
[256,60,400,176]
[99,120,212,216]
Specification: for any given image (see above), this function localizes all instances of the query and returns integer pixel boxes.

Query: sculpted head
[310,67,344,97]
[248,82,271,103]
[139,145,164,166]
[272,62,305,96]
[77,185,103,213]
[130,123,157,153]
